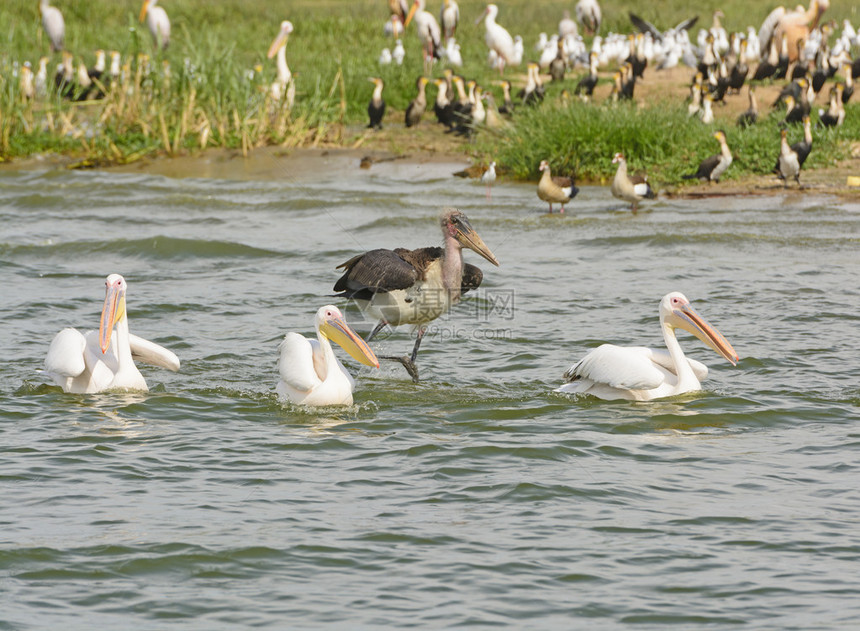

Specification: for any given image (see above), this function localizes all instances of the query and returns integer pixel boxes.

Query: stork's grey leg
[366,320,388,343]
[378,327,426,383]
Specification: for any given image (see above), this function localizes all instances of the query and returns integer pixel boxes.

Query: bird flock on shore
[15,1,856,403]
[366,0,855,202]
[13,0,857,197]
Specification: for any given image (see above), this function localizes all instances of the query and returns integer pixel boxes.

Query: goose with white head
[44,274,180,394]
[556,292,739,401]
[276,306,379,407]
[333,209,499,382]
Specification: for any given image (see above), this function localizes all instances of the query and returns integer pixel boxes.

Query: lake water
[1,154,859,629]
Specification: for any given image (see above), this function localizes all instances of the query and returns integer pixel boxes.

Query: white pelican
[40,0,65,53]
[44,274,180,394]
[477,4,516,74]
[333,208,499,382]
[139,0,171,51]
[267,20,294,102]
[276,305,379,407]
[556,292,739,401]
[404,0,442,74]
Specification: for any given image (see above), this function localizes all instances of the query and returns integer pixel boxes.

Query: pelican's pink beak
[674,302,739,365]
[320,313,379,368]
[474,6,489,25]
[267,23,293,59]
[99,279,126,354]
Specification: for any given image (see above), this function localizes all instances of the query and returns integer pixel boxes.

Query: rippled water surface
[1,156,859,629]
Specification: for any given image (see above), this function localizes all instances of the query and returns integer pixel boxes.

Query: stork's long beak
[672,303,739,365]
[320,315,380,368]
[267,31,288,59]
[139,1,149,23]
[454,217,500,266]
[99,283,126,354]
[404,1,419,28]
[474,6,488,25]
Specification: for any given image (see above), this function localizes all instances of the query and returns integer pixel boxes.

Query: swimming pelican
[556,292,738,401]
[333,208,499,382]
[139,0,171,50]
[267,20,294,101]
[276,305,379,406]
[40,0,65,53]
[44,274,180,394]
[477,4,516,74]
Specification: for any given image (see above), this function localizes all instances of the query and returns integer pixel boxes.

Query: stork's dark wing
[629,12,663,41]
[333,248,420,297]
[461,264,483,294]
[673,16,698,32]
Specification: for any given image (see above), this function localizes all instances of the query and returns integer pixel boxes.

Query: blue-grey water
[1,154,859,629]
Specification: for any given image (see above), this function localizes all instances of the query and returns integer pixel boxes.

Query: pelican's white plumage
[267,20,294,102]
[556,292,738,401]
[44,274,180,394]
[276,305,379,407]
[40,0,65,53]
[139,0,171,50]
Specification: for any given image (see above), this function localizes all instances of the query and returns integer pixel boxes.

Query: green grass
[0,0,857,179]
[477,97,860,184]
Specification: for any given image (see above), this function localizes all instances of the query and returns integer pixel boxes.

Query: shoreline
[3,142,857,200]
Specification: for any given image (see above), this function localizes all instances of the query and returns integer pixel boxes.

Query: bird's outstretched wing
[128,333,180,372]
[629,12,663,41]
[673,16,699,33]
